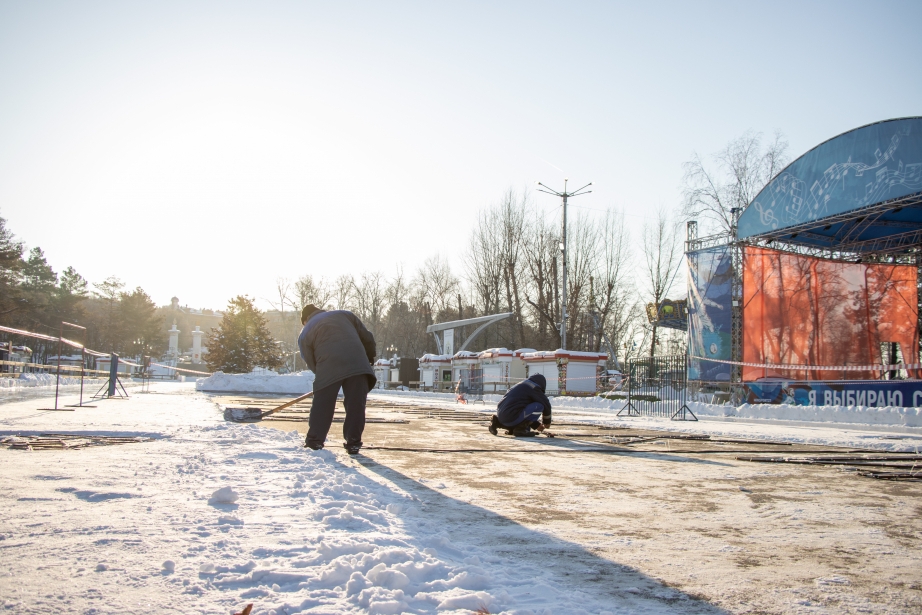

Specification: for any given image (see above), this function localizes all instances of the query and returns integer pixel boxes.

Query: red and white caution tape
[690,356,920,372]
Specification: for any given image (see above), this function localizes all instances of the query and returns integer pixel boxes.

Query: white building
[477,348,536,393]
[418,354,452,390]
[451,351,480,390]
[521,350,608,395]
[373,358,394,389]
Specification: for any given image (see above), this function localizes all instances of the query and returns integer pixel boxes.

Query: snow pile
[690,400,922,427]
[0,373,106,393]
[208,486,239,504]
[196,370,315,394]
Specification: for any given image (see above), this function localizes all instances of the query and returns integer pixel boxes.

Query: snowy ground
[0,384,715,614]
[1,384,920,614]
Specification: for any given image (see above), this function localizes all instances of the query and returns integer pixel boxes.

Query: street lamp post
[535,178,592,350]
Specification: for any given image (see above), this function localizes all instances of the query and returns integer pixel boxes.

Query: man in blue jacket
[489,373,553,437]
[298,304,377,454]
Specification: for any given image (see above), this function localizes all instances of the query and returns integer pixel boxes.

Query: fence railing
[617,354,696,420]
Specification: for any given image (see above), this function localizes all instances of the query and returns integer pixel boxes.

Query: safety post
[108,353,118,397]
[91,352,129,400]
[40,321,86,411]
[62,322,94,408]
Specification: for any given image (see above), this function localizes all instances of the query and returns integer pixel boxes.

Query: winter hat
[301,304,321,325]
[528,373,547,391]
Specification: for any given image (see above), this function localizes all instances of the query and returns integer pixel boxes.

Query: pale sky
[1,1,920,311]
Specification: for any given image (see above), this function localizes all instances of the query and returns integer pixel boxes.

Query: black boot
[489,415,501,436]
[512,423,537,437]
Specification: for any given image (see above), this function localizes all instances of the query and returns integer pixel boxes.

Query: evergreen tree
[0,212,24,318]
[22,247,57,290]
[19,247,58,331]
[117,287,166,358]
[50,267,90,341]
[206,296,284,373]
[53,266,88,323]
[89,276,125,351]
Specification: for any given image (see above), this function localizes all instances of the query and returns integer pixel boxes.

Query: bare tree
[333,274,354,311]
[465,207,504,319]
[351,271,387,335]
[496,189,528,348]
[381,265,430,357]
[682,130,789,234]
[294,274,334,310]
[268,277,292,311]
[265,277,300,361]
[568,213,603,348]
[641,208,683,356]
[590,209,638,366]
[413,255,460,316]
[522,214,561,349]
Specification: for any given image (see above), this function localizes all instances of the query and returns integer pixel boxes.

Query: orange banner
[742,247,918,381]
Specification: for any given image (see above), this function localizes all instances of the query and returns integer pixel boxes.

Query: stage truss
[685,198,922,388]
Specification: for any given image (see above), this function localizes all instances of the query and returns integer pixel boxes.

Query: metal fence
[457,368,485,403]
[617,354,696,420]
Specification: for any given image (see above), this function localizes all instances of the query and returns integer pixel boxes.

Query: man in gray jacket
[298,304,377,454]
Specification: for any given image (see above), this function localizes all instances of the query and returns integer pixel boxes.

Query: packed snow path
[0,384,719,614]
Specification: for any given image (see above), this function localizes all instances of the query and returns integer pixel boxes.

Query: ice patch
[816,575,850,586]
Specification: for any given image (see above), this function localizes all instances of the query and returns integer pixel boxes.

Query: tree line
[0,217,164,362]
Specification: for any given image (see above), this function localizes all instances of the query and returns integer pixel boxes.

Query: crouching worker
[298,304,377,454]
[489,374,553,437]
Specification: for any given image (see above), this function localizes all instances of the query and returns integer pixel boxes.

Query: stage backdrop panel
[688,246,732,381]
[742,247,918,381]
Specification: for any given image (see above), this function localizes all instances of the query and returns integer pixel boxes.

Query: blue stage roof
[738,117,922,254]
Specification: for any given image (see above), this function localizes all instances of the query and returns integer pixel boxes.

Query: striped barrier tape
[690,356,920,372]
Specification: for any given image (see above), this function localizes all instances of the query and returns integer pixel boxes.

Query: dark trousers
[306,375,369,448]
[497,401,544,428]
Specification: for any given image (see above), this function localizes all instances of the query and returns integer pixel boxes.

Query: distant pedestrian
[455,378,468,404]
[489,373,553,437]
[298,305,377,454]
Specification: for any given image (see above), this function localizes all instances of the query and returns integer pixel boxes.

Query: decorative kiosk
[521,350,607,395]
[418,354,452,391]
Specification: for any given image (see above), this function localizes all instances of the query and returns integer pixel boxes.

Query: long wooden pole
[259,390,314,419]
